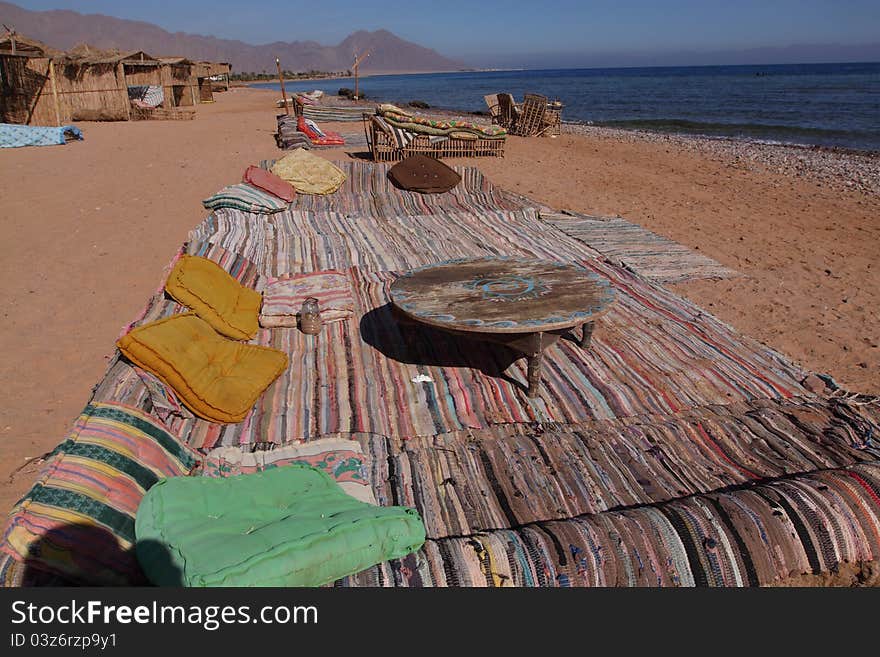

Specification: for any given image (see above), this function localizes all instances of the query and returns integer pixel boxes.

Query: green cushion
[135,464,425,587]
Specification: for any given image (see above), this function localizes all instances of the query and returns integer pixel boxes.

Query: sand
[1,86,878,519]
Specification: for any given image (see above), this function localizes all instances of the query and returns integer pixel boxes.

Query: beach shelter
[0,33,69,125]
[194,61,231,102]
[159,57,198,107]
[53,50,164,122]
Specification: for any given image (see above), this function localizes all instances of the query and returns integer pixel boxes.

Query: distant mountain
[0,1,464,73]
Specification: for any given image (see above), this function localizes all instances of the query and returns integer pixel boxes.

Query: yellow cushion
[270,149,347,195]
[165,255,261,340]
[117,314,288,424]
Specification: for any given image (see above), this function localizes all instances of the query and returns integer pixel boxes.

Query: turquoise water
[254,62,880,151]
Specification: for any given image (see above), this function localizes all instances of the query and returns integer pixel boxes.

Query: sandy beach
[1,85,878,523]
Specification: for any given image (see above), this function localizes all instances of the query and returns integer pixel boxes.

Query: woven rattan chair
[512,93,548,136]
[496,93,520,131]
[484,94,502,125]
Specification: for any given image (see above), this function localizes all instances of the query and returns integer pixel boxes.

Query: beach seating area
[2,119,880,587]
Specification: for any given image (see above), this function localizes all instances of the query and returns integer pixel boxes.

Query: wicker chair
[363,113,505,162]
[512,93,548,136]
[496,93,520,131]
[484,94,502,125]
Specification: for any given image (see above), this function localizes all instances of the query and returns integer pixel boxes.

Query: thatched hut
[0,45,176,124]
[158,57,198,107]
[54,50,163,122]
[0,34,68,125]
[194,61,231,102]
[1,33,230,124]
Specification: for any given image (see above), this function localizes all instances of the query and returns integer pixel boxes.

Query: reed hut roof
[158,56,195,65]
[60,44,159,65]
[0,32,60,57]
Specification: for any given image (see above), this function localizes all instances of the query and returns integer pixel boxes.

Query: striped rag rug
[543,212,740,284]
[95,259,810,450]
[12,163,880,587]
[336,458,880,586]
[360,395,880,539]
[257,161,527,216]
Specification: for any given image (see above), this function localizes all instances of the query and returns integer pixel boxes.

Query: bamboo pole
[276,58,289,115]
[117,61,131,121]
[47,59,61,125]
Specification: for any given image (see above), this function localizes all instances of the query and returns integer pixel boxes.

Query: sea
[253,62,880,152]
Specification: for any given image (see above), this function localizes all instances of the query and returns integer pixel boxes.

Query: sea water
[254,62,880,152]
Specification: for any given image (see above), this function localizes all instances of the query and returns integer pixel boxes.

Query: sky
[11,0,880,67]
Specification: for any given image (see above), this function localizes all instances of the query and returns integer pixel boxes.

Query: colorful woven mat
[336,458,880,587]
[543,212,740,284]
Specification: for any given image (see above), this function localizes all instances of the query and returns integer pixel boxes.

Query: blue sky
[12,0,880,66]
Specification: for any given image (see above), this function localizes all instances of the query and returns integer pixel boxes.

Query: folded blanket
[270,148,346,195]
[297,117,345,145]
[260,270,355,328]
[202,183,289,213]
[135,465,425,587]
[117,314,288,424]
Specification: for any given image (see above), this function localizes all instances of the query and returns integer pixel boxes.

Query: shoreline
[351,97,880,197]
[560,122,880,197]
[264,84,880,176]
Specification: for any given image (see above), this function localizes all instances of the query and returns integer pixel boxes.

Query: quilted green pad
[135,464,425,587]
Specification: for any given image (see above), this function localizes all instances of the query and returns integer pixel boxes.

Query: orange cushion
[165,255,261,340]
[117,314,288,424]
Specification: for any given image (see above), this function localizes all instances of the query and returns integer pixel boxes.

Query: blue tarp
[0,123,84,148]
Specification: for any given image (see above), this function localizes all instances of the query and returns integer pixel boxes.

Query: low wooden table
[389,257,615,397]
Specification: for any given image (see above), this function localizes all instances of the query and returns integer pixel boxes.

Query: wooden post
[47,58,61,125]
[352,50,370,101]
[117,61,131,121]
[276,58,289,115]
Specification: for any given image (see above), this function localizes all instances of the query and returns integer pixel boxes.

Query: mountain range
[0,1,464,73]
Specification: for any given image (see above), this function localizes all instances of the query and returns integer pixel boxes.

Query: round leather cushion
[387,154,461,194]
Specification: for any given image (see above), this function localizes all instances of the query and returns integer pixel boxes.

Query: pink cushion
[243,165,295,202]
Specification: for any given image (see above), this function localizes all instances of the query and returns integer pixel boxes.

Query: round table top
[390,256,615,334]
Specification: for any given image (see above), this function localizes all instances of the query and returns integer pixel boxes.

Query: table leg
[580,321,595,349]
[526,333,543,398]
